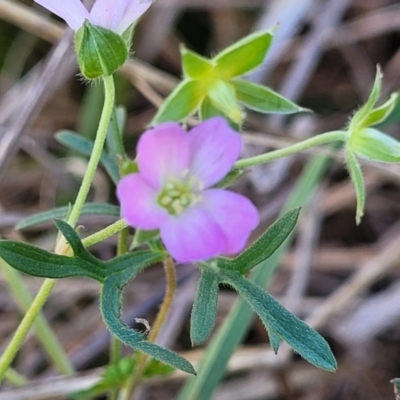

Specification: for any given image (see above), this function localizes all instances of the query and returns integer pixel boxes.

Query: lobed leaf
[216,208,300,274]
[190,268,220,345]
[222,270,337,372]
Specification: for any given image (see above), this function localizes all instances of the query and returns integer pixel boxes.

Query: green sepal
[216,208,300,274]
[346,150,365,225]
[152,80,205,124]
[190,267,219,345]
[16,203,120,230]
[101,255,196,375]
[56,130,119,184]
[363,92,398,127]
[213,168,245,189]
[350,127,400,163]
[199,97,240,130]
[349,66,382,132]
[181,46,214,80]
[0,220,106,282]
[75,21,128,79]
[221,270,337,372]
[214,30,274,80]
[207,80,244,125]
[130,229,159,250]
[232,79,305,114]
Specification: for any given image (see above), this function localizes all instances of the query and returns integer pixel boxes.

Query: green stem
[67,75,116,228]
[0,75,116,384]
[5,368,28,387]
[0,259,74,375]
[0,278,56,382]
[82,219,128,248]
[234,130,346,169]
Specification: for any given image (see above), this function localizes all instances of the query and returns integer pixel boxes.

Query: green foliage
[56,130,119,183]
[216,208,301,274]
[16,203,120,230]
[181,47,214,79]
[221,270,337,371]
[75,21,128,79]
[190,268,220,345]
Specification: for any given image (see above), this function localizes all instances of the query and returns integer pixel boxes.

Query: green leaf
[101,261,196,375]
[222,270,337,371]
[181,47,214,80]
[56,130,119,184]
[75,21,128,79]
[0,234,105,282]
[232,79,305,114]
[106,106,127,161]
[363,92,398,127]
[267,327,281,354]
[214,30,274,79]
[16,203,120,230]
[217,208,300,274]
[190,268,219,345]
[152,80,205,124]
[346,150,365,224]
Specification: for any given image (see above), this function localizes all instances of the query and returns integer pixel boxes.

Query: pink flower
[117,117,259,263]
[34,0,152,33]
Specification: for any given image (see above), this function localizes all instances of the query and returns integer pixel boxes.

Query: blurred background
[0,0,400,399]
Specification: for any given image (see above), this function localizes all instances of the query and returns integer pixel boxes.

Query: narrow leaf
[56,130,119,183]
[222,270,337,371]
[0,241,104,281]
[215,30,274,79]
[232,79,305,114]
[152,80,205,124]
[217,208,300,274]
[267,327,281,354]
[346,150,365,224]
[16,203,120,230]
[190,268,220,345]
[101,265,195,375]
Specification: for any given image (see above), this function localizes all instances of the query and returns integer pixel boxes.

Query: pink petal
[117,174,168,230]
[34,0,89,31]
[202,189,259,254]
[188,117,242,187]
[118,0,153,34]
[89,0,125,31]
[160,208,226,262]
[137,123,191,189]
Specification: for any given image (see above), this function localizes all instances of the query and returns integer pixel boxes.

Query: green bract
[344,67,400,223]
[152,30,305,126]
[75,21,129,79]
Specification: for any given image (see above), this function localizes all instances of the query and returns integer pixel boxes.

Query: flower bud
[349,127,400,163]
[75,21,128,79]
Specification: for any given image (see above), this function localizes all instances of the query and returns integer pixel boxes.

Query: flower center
[158,171,203,215]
